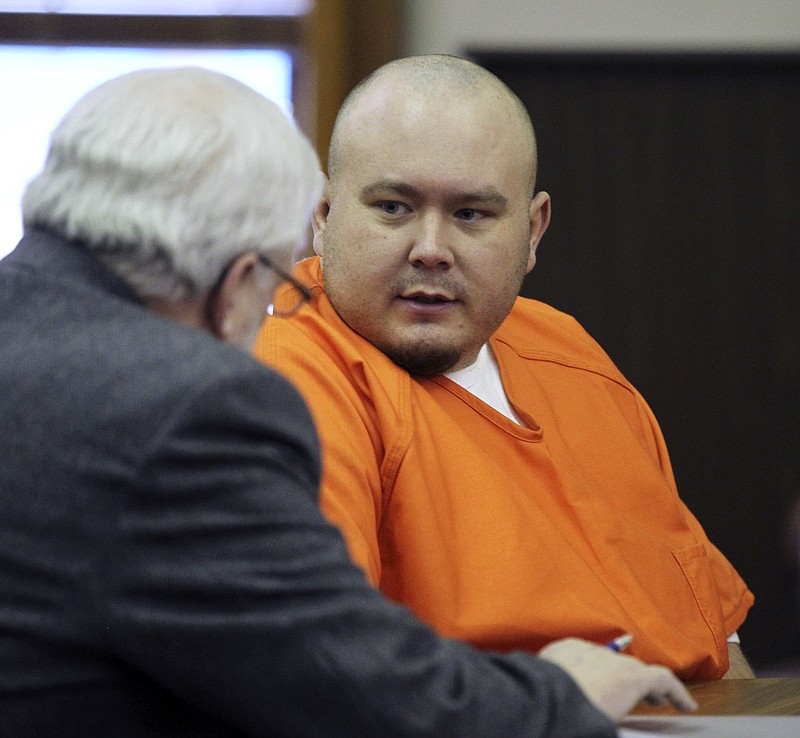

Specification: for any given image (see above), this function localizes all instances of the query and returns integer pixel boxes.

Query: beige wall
[402,0,800,56]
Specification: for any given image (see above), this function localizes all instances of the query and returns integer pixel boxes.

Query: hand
[538,637,697,721]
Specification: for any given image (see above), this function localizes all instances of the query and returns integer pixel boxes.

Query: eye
[456,208,484,222]
[377,200,410,217]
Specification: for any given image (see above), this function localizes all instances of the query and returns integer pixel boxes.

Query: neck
[145,293,213,333]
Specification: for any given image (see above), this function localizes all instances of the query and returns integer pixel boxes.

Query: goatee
[382,343,461,376]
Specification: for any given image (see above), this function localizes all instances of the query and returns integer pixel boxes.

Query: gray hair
[23,67,322,300]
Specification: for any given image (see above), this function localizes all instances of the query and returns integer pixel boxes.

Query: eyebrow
[360,179,509,208]
[360,179,418,200]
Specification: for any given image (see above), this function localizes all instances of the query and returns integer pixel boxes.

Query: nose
[408,213,454,269]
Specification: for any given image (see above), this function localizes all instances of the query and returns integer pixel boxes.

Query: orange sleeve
[634,389,754,637]
[254,310,390,586]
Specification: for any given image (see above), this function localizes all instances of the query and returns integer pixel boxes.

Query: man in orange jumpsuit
[255,54,754,681]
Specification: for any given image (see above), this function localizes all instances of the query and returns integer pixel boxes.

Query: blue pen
[605,634,633,652]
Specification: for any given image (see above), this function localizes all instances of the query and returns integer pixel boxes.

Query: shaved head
[328,55,539,198]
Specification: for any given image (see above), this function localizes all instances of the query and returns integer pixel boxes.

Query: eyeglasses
[258,255,313,317]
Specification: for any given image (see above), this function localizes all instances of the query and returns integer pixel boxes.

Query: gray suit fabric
[0,230,614,737]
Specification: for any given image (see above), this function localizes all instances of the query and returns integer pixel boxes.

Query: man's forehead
[344,96,521,159]
[331,119,532,202]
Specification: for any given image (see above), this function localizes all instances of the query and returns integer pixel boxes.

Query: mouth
[400,290,455,305]
[405,295,449,305]
[397,290,458,316]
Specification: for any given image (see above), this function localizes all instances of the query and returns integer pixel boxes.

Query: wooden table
[632,678,800,716]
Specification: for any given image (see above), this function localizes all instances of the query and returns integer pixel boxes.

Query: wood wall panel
[304,0,401,170]
[473,51,800,670]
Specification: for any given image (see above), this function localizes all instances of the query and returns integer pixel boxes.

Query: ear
[207,252,264,346]
[525,191,551,274]
[311,177,331,257]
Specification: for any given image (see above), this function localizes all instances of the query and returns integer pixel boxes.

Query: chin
[381,341,462,377]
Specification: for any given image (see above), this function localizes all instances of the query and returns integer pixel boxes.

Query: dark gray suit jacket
[0,230,614,737]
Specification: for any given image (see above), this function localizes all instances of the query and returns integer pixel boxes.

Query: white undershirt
[445,343,741,646]
[445,344,524,425]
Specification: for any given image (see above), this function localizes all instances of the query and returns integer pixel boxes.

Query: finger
[669,687,698,713]
[647,671,697,713]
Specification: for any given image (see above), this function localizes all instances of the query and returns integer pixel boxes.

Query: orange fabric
[255,256,753,681]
